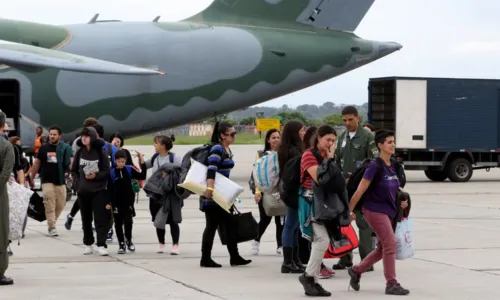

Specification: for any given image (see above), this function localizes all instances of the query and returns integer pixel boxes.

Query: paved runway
[4,145,500,299]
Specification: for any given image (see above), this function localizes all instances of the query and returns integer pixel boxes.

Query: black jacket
[313,157,350,226]
[71,127,110,194]
[109,163,147,208]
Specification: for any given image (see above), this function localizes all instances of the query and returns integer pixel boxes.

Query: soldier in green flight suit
[333,106,379,271]
[0,111,15,285]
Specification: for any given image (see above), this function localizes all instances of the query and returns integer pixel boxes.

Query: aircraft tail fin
[185,0,375,32]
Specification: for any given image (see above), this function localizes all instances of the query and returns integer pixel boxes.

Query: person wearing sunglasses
[199,121,251,268]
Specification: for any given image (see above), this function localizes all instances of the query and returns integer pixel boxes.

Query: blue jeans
[281,206,299,247]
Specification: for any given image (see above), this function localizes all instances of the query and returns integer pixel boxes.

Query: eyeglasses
[224,132,236,137]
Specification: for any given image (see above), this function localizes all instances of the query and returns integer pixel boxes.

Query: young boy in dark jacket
[109,150,147,254]
[70,127,111,256]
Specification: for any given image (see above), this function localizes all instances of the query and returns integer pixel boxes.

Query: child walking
[109,150,147,254]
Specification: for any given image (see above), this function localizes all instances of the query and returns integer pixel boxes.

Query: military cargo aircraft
[0,0,402,146]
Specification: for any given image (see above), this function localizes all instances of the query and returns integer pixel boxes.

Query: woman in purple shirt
[346,129,410,296]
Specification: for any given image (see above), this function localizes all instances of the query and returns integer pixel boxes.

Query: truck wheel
[424,170,448,182]
[447,158,473,182]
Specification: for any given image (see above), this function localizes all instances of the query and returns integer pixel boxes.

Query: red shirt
[300,148,327,190]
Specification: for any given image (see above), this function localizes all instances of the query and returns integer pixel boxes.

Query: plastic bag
[7,181,34,241]
[395,217,414,260]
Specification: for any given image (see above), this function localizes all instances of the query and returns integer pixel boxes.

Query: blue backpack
[110,165,133,183]
[102,142,118,168]
[110,165,141,193]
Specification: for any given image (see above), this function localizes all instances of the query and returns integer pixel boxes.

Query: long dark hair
[277,120,304,178]
[210,121,233,144]
[263,129,280,152]
[313,125,337,150]
[303,126,318,148]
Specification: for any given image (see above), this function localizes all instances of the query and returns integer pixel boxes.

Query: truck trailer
[367,76,500,182]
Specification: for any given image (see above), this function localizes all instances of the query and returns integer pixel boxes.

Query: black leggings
[149,199,179,245]
[255,198,283,248]
[201,204,238,258]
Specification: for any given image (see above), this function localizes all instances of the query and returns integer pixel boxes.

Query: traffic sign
[256,118,281,131]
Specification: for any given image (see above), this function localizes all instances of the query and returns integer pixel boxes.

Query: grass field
[126,132,265,145]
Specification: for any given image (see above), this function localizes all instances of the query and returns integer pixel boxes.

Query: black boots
[200,242,222,268]
[200,242,252,268]
[292,246,306,270]
[230,255,252,267]
[227,241,252,267]
[0,276,13,286]
[299,273,331,297]
[281,246,303,273]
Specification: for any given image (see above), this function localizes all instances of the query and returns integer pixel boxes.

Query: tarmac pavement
[3,144,500,299]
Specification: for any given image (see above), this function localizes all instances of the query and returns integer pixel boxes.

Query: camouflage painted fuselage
[0,18,401,142]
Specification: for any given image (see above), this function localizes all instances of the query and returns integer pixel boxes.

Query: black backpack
[279,148,323,209]
[346,157,405,211]
[178,144,219,199]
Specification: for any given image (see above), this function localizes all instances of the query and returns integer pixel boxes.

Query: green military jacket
[335,126,379,178]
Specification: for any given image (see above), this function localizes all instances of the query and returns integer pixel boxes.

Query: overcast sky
[3,0,498,108]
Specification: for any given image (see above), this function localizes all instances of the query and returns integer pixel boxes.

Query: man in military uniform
[333,106,379,271]
[0,111,15,285]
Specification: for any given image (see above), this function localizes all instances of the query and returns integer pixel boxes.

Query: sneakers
[298,273,331,297]
[252,240,260,255]
[332,261,353,270]
[64,214,73,230]
[48,228,58,237]
[96,246,109,256]
[171,244,180,255]
[157,244,165,253]
[386,283,410,295]
[126,240,135,252]
[118,243,126,254]
[319,265,335,279]
[276,246,282,255]
[83,245,108,256]
[106,229,114,243]
[347,267,361,291]
[83,245,94,255]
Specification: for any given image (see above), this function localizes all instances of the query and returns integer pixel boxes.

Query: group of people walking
[1,106,411,297]
[244,106,411,296]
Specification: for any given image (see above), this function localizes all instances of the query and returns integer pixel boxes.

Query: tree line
[207,101,368,127]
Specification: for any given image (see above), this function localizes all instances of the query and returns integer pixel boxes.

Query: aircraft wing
[0,39,164,75]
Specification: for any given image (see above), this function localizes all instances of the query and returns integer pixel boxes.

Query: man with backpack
[332,106,379,271]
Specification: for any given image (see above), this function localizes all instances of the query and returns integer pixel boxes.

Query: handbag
[218,206,258,245]
[262,192,286,216]
[27,191,46,222]
[323,224,359,259]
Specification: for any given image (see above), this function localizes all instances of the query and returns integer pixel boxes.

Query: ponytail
[210,122,221,144]
[210,121,232,145]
